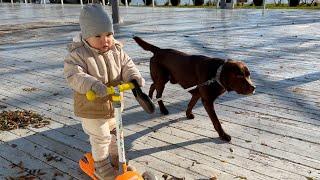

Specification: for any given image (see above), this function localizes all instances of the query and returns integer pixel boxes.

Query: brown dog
[133,36,255,141]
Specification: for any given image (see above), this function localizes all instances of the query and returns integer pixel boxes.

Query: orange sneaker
[94,158,116,180]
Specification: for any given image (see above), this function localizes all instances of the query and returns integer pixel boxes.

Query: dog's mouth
[246,90,255,95]
[235,87,256,95]
[237,91,254,96]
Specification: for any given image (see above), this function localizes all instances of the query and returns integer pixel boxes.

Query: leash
[152,61,226,102]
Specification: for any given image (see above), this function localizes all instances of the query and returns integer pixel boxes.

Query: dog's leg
[149,60,169,115]
[186,89,200,119]
[155,83,169,115]
[148,83,156,99]
[202,99,231,142]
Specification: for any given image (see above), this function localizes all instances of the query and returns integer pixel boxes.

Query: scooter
[79,82,157,180]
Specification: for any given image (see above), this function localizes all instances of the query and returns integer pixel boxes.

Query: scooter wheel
[142,171,158,180]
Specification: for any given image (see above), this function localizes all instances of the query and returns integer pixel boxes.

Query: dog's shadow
[126,135,225,161]
[124,103,228,160]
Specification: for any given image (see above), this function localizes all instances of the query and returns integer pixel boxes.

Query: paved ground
[0,3,320,180]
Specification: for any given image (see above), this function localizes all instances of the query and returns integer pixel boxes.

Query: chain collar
[184,61,226,92]
[214,62,224,88]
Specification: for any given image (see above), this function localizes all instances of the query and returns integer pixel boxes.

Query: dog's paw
[220,133,231,142]
[160,107,169,115]
[186,113,195,119]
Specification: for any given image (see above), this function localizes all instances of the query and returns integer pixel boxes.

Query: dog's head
[220,60,255,95]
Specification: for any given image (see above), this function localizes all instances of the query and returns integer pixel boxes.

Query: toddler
[64,4,144,179]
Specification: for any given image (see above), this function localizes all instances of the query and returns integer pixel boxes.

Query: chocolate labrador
[133,36,255,141]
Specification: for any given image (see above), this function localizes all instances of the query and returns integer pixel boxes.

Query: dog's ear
[222,60,246,92]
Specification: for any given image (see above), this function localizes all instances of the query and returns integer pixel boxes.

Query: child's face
[86,32,114,53]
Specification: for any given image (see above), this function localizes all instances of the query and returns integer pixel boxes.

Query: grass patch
[236,3,320,9]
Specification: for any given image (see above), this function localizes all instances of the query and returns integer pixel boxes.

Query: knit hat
[79,4,114,39]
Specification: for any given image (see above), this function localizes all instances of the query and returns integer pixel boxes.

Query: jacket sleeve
[120,48,145,87]
[64,51,100,94]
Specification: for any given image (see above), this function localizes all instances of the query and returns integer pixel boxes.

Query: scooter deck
[79,153,144,180]
[79,152,97,180]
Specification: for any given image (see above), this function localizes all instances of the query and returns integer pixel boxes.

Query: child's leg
[108,118,118,168]
[81,118,116,179]
[82,118,112,161]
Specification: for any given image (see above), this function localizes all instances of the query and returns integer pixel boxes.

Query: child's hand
[91,81,107,97]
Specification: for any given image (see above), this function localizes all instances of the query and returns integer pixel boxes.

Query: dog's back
[133,36,212,88]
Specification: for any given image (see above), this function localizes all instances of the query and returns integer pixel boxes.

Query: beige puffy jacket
[64,35,144,119]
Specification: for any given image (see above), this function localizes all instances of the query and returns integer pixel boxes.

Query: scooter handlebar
[86,82,135,101]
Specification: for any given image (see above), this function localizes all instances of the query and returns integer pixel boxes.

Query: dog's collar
[183,60,226,92]
[215,62,225,89]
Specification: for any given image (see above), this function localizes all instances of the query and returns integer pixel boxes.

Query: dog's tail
[133,36,160,53]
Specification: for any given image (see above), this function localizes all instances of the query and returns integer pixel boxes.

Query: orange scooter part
[115,171,144,180]
[79,153,97,180]
[115,163,143,180]
[80,153,144,180]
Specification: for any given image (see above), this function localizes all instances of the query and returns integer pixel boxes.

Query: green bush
[171,0,181,6]
[121,0,131,5]
[193,0,204,5]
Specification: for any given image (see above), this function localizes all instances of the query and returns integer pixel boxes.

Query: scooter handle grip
[118,83,135,92]
[86,83,135,101]
[86,90,96,101]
